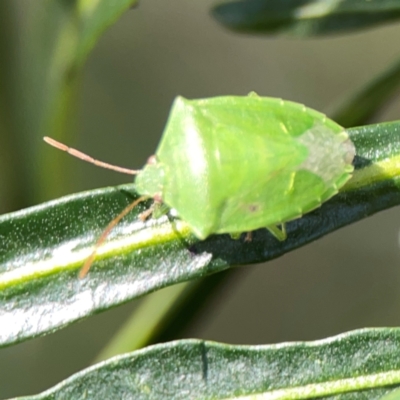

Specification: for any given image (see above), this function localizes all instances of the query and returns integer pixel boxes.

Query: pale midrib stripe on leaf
[289,0,396,20]
[229,369,400,400]
[344,154,400,191]
[0,219,191,290]
[295,0,356,20]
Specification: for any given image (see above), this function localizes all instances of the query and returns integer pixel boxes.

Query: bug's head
[135,156,166,199]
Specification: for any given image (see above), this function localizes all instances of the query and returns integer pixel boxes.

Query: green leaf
[1,120,400,348]
[10,329,400,399]
[212,0,400,37]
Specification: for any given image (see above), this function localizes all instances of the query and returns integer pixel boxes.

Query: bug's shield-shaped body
[135,95,355,240]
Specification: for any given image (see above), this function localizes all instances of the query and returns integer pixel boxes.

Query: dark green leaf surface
[212,0,400,37]
[1,121,400,347]
[11,329,400,400]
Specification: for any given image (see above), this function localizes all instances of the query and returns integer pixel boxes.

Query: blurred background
[1,0,400,398]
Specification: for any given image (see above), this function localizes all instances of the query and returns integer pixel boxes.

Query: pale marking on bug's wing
[296,123,355,184]
[343,139,356,165]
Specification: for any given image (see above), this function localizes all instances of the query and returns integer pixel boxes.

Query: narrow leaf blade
[212,0,400,37]
[10,329,400,400]
[1,121,400,347]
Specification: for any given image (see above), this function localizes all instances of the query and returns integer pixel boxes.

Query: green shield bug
[44,94,355,277]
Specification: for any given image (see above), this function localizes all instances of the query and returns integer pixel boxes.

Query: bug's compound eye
[147,155,157,165]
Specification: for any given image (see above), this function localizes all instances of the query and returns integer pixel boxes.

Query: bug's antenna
[79,196,149,278]
[43,136,139,175]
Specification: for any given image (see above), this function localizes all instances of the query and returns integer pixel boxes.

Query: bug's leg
[79,196,149,279]
[139,198,169,221]
[139,204,156,221]
[244,232,253,242]
[266,224,287,241]
[151,202,170,219]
